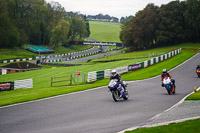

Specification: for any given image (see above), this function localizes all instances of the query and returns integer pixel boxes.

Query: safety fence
[87,49,181,82]
[0,79,33,91]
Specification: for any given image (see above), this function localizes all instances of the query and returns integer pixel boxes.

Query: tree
[133,4,159,49]
[120,4,159,50]
[120,18,135,49]
[50,19,70,49]
[83,15,90,37]
[0,0,19,48]
[68,15,87,41]
[120,16,133,23]
[184,0,200,41]
[156,1,187,46]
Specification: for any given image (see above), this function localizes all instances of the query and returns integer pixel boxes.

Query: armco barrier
[87,49,181,83]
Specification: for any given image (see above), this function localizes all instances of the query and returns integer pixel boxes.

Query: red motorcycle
[196,69,200,78]
[162,77,175,95]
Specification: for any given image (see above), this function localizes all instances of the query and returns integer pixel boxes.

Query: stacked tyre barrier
[87,48,181,83]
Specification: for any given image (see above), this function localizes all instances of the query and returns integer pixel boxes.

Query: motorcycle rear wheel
[172,85,176,94]
[123,90,129,100]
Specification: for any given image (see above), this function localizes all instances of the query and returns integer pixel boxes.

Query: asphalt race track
[0,53,199,133]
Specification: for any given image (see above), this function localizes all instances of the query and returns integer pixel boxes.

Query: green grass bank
[89,21,121,42]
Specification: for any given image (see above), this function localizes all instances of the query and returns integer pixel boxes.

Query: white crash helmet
[162,69,167,74]
[111,69,117,76]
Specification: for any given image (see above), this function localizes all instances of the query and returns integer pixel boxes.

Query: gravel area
[145,101,200,126]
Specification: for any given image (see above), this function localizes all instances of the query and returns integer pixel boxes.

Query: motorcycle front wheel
[112,90,120,102]
[166,87,171,95]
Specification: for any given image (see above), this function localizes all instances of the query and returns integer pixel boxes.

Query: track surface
[0,53,199,133]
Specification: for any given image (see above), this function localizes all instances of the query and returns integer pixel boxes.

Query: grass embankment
[0,45,92,61]
[186,91,200,100]
[92,45,181,63]
[125,118,200,133]
[89,21,121,42]
[0,43,198,107]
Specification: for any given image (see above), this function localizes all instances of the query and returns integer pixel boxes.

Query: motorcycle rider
[161,69,175,87]
[110,69,126,97]
[196,65,200,70]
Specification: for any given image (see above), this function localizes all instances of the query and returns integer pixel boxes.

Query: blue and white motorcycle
[162,77,175,95]
[108,79,128,102]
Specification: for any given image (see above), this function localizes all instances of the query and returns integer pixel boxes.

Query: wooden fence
[51,74,73,87]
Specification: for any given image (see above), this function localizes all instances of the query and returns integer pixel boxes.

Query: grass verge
[185,90,200,100]
[125,118,200,133]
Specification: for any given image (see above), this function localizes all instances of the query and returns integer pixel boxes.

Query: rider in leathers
[110,69,126,97]
[196,65,200,70]
[161,69,175,87]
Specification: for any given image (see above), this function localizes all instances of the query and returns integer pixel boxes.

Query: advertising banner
[69,41,122,47]
[0,82,14,91]
[128,64,140,71]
